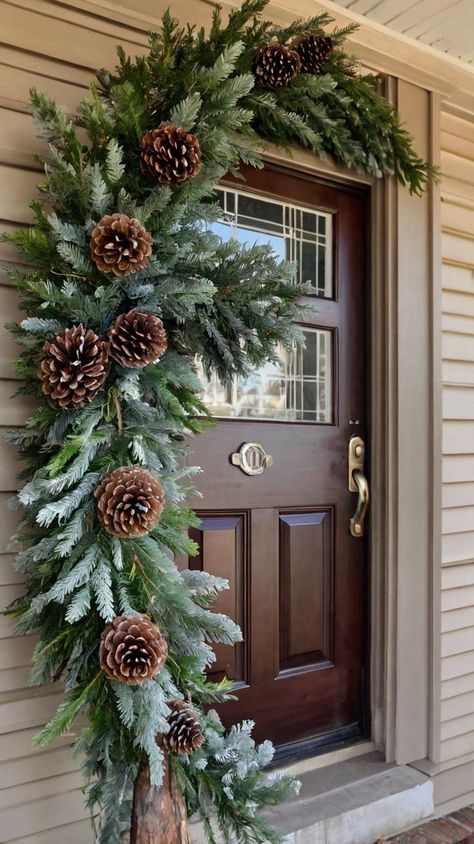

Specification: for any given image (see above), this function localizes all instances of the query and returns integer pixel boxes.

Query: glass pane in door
[196,187,335,423]
[213,188,333,298]
[197,328,333,423]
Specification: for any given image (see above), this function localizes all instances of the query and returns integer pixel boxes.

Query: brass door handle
[350,469,369,537]
[348,436,369,537]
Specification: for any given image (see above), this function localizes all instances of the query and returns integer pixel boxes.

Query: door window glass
[197,328,333,423]
[197,187,334,423]
[213,188,333,298]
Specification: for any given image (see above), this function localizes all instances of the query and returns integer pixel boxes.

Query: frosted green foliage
[170,92,203,131]
[21,316,64,333]
[35,472,101,526]
[48,215,86,246]
[86,162,113,215]
[65,584,92,623]
[104,137,125,185]
[176,710,301,843]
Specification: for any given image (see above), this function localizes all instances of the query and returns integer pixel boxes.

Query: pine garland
[3,2,434,842]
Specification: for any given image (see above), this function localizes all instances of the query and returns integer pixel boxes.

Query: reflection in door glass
[198,328,333,423]
[214,188,333,298]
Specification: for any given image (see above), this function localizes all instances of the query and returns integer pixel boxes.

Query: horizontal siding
[11,818,94,844]
[441,109,474,767]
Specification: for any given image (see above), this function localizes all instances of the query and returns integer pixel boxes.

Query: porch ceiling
[332,0,474,65]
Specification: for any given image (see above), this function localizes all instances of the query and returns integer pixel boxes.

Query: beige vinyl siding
[441,109,474,769]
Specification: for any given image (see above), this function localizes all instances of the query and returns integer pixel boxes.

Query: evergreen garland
[3,2,434,842]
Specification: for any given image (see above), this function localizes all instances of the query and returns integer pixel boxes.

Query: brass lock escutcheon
[348,436,369,537]
[231,442,273,476]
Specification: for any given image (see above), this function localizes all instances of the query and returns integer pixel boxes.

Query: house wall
[0,0,472,840]
[433,107,474,812]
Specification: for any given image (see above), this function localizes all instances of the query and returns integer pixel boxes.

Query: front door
[188,164,368,758]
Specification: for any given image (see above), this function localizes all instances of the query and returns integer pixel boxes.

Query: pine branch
[104,138,126,185]
[33,674,101,748]
[170,93,203,131]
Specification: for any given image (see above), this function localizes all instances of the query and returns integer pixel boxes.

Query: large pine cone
[90,213,153,277]
[164,699,203,754]
[95,467,165,537]
[109,309,167,369]
[38,324,109,410]
[253,43,301,88]
[140,125,201,185]
[99,614,168,685]
[295,34,333,74]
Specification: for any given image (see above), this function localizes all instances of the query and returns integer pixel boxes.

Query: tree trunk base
[130,753,191,844]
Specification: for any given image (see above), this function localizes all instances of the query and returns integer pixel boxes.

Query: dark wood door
[188,165,368,759]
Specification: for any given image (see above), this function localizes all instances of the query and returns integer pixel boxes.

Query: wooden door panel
[279,510,334,672]
[189,513,249,686]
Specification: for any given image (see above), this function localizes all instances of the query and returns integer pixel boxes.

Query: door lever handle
[348,436,369,537]
[350,469,369,537]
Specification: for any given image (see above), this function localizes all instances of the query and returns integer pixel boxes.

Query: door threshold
[281,738,376,778]
[271,723,369,769]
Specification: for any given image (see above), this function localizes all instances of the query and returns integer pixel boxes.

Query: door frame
[262,76,442,770]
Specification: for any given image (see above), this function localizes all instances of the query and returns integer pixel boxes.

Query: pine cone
[95,467,165,537]
[253,43,301,88]
[141,125,201,185]
[90,213,153,277]
[109,309,167,369]
[38,324,109,410]
[295,35,333,74]
[99,614,168,685]
[164,699,203,754]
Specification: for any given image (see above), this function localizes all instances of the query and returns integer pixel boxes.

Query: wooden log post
[130,752,191,844]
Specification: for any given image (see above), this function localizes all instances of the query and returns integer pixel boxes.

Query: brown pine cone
[164,699,203,754]
[90,213,153,277]
[99,614,168,685]
[140,125,201,185]
[95,467,165,537]
[253,43,301,88]
[38,324,109,410]
[294,34,333,74]
[109,309,167,369]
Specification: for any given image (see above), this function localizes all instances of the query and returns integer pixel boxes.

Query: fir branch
[66,584,92,623]
[170,93,203,131]
[104,138,126,185]
[56,240,95,275]
[33,673,101,748]
[55,503,91,557]
[48,215,86,246]
[91,558,115,622]
[36,472,101,527]
[113,683,135,728]
[86,162,113,215]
